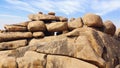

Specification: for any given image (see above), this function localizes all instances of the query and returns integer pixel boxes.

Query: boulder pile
[0,12,120,68]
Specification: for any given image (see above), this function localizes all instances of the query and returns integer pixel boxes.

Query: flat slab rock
[0,32,32,42]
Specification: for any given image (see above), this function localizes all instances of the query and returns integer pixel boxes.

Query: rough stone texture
[17,51,46,68]
[57,16,68,22]
[29,31,105,67]
[48,12,55,15]
[0,12,120,68]
[115,28,120,40]
[0,57,17,68]
[82,13,103,27]
[0,39,27,50]
[68,17,83,30]
[33,32,44,38]
[28,14,57,21]
[46,55,98,68]
[28,21,46,32]
[46,22,68,32]
[69,18,75,22]
[103,20,116,36]
[17,21,30,27]
[0,32,32,42]
[4,25,27,32]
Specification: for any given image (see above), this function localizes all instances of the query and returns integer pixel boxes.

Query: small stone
[48,12,55,15]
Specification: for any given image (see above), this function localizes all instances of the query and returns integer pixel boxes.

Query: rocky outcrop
[0,12,119,68]
[82,13,103,27]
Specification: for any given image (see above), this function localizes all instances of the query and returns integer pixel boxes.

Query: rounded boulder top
[82,13,103,27]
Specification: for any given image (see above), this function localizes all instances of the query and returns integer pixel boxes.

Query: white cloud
[3,0,120,15]
[0,14,25,18]
[91,0,120,15]
[5,0,88,15]
[5,0,39,13]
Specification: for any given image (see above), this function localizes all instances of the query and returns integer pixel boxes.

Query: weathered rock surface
[0,57,17,68]
[0,32,32,42]
[28,14,57,21]
[68,17,83,30]
[46,22,68,32]
[0,12,119,68]
[103,20,116,36]
[48,12,55,15]
[0,39,27,50]
[46,55,98,68]
[56,16,68,22]
[33,32,44,38]
[28,21,46,32]
[17,51,46,68]
[82,13,103,27]
[4,25,27,32]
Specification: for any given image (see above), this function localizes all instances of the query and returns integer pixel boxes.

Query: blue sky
[0,0,120,29]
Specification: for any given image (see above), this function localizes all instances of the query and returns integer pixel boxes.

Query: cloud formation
[3,0,120,16]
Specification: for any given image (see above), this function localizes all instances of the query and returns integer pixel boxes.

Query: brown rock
[103,20,116,36]
[48,12,55,15]
[0,50,13,57]
[0,39,27,50]
[4,25,27,32]
[28,14,57,21]
[0,57,17,68]
[17,51,46,68]
[38,12,43,14]
[0,32,32,42]
[57,16,68,22]
[28,21,46,32]
[115,28,120,40]
[33,32,44,38]
[82,13,103,27]
[68,17,83,30]
[18,21,30,27]
[29,34,105,67]
[46,55,98,68]
[69,18,75,22]
[46,22,68,32]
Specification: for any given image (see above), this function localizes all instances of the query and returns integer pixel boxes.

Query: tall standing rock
[82,13,103,27]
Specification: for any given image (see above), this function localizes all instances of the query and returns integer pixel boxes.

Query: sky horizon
[0,0,120,29]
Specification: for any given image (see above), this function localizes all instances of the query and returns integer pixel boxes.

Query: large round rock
[28,21,46,32]
[103,20,116,36]
[82,13,103,27]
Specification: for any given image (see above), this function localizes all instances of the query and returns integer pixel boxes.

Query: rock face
[68,17,83,30]
[103,20,116,36]
[82,13,103,27]
[0,12,120,68]
[28,21,46,32]
[46,22,68,32]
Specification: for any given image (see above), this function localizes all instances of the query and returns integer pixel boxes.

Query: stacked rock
[0,12,69,50]
[0,12,119,68]
[0,12,117,51]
